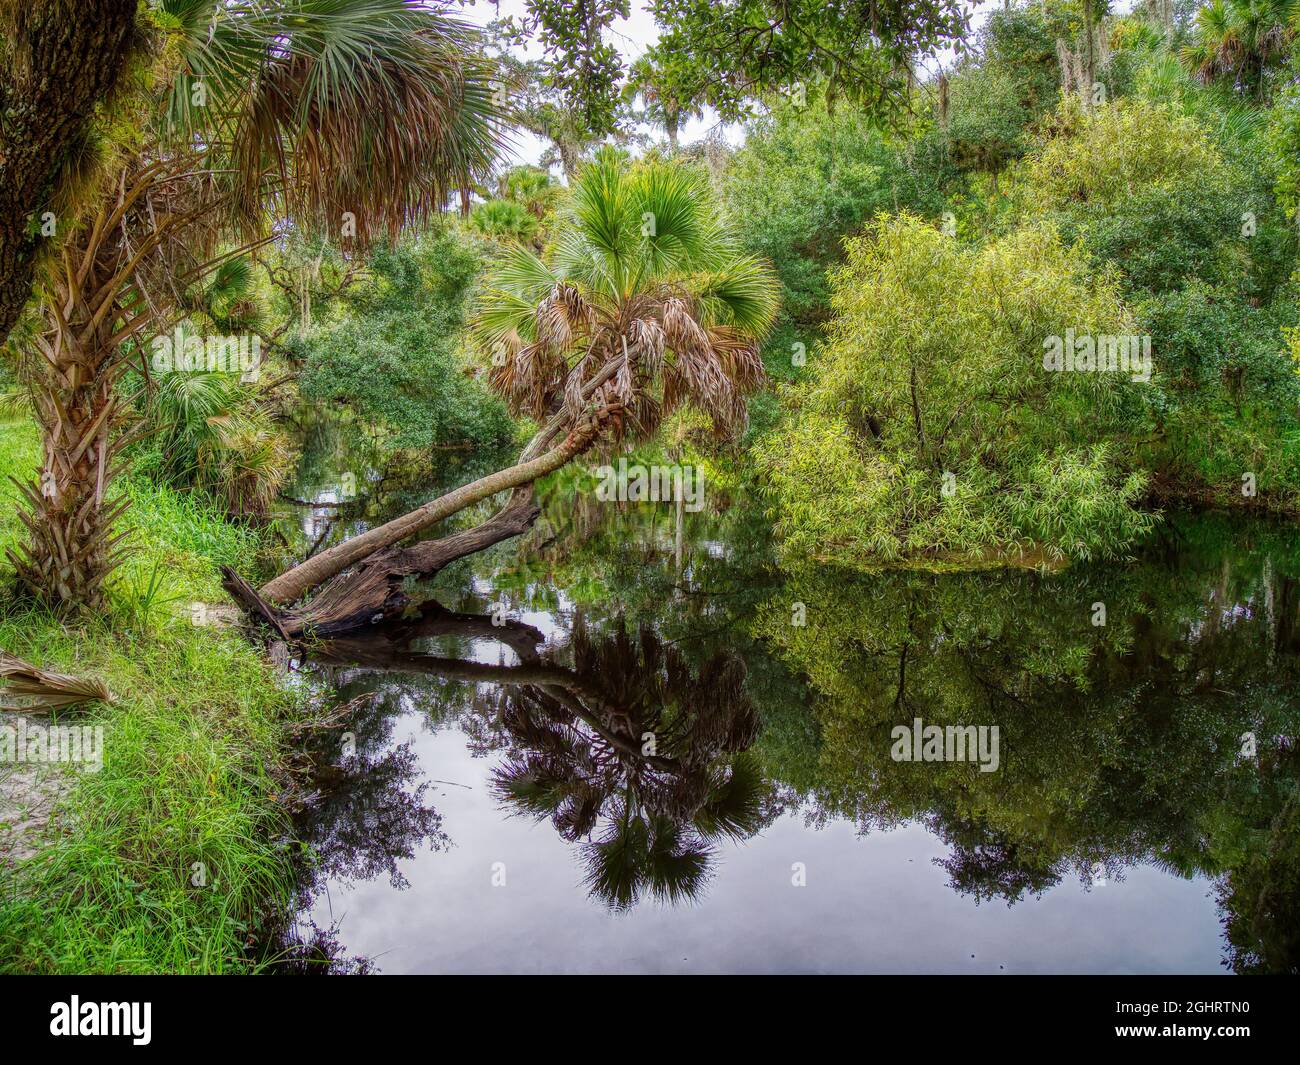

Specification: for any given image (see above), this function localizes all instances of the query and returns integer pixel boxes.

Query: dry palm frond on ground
[0,650,112,711]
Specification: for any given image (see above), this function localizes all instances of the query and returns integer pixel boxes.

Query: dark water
[270,419,1300,974]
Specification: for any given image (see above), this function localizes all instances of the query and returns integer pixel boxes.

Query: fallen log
[220,485,545,639]
[220,568,291,641]
[258,360,623,608]
[278,487,542,638]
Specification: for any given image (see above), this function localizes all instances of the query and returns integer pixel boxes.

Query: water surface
[273,427,1300,974]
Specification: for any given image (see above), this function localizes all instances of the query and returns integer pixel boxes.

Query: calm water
[270,419,1300,974]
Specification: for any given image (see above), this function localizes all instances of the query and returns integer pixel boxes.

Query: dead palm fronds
[0,649,112,711]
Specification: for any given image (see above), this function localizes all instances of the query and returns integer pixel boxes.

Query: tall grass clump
[0,418,304,973]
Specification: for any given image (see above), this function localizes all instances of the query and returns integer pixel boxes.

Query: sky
[462,1,1141,173]
[462,0,719,169]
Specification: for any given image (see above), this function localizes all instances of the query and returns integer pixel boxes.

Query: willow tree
[7,0,502,612]
[250,148,780,634]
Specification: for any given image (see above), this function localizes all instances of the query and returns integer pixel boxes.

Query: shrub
[756,213,1155,567]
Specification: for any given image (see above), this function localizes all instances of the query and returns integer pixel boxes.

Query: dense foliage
[756,215,1155,566]
[734,2,1300,568]
[295,226,513,451]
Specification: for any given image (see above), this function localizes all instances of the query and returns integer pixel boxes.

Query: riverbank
[0,418,305,973]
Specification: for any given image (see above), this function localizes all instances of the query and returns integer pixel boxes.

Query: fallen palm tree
[0,649,112,712]
[225,150,779,638]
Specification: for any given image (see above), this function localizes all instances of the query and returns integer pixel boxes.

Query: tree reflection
[288,486,1300,971]
[486,617,771,910]
[314,608,778,910]
[292,670,450,891]
[754,515,1300,969]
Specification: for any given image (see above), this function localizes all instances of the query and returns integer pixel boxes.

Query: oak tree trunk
[0,0,137,346]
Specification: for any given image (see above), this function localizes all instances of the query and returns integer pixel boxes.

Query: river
[266,415,1300,974]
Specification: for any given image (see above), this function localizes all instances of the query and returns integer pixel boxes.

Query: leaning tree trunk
[0,0,137,348]
[253,359,627,610]
[235,423,603,637]
[224,361,631,637]
[293,487,546,636]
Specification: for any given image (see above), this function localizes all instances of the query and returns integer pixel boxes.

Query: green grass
[0,417,304,973]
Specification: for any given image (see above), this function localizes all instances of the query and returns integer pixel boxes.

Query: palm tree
[256,147,779,629]
[625,48,707,152]
[140,254,294,521]
[469,199,540,247]
[6,0,503,612]
[1183,0,1297,97]
[498,166,560,221]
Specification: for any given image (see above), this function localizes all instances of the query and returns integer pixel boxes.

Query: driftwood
[221,568,291,641]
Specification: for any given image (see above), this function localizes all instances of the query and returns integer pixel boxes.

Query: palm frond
[693,255,782,333]
[159,0,508,242]
[0,650,112,712]
[474,150,780,440]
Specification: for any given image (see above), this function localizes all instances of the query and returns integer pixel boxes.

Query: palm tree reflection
[316,609,775,910]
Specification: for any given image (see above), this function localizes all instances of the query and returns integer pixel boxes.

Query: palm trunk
[10,157,207,612]
[559,139,580,180]
[8,240,134,611]
[263,486,546,636]
[257,358,627,608]
[257,419,600,609]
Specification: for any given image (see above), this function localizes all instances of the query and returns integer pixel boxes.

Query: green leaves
[473,240,558,353]
[695,255,783,333]
[470,199,540,246]
[757,212,1153,569]
[724,95,949,326]
[649,0,972,122]
[297,228,513,451]
[157,0,508,244]
[473,149,779,440]
[508,0,631,138]
[570,146,633,261]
